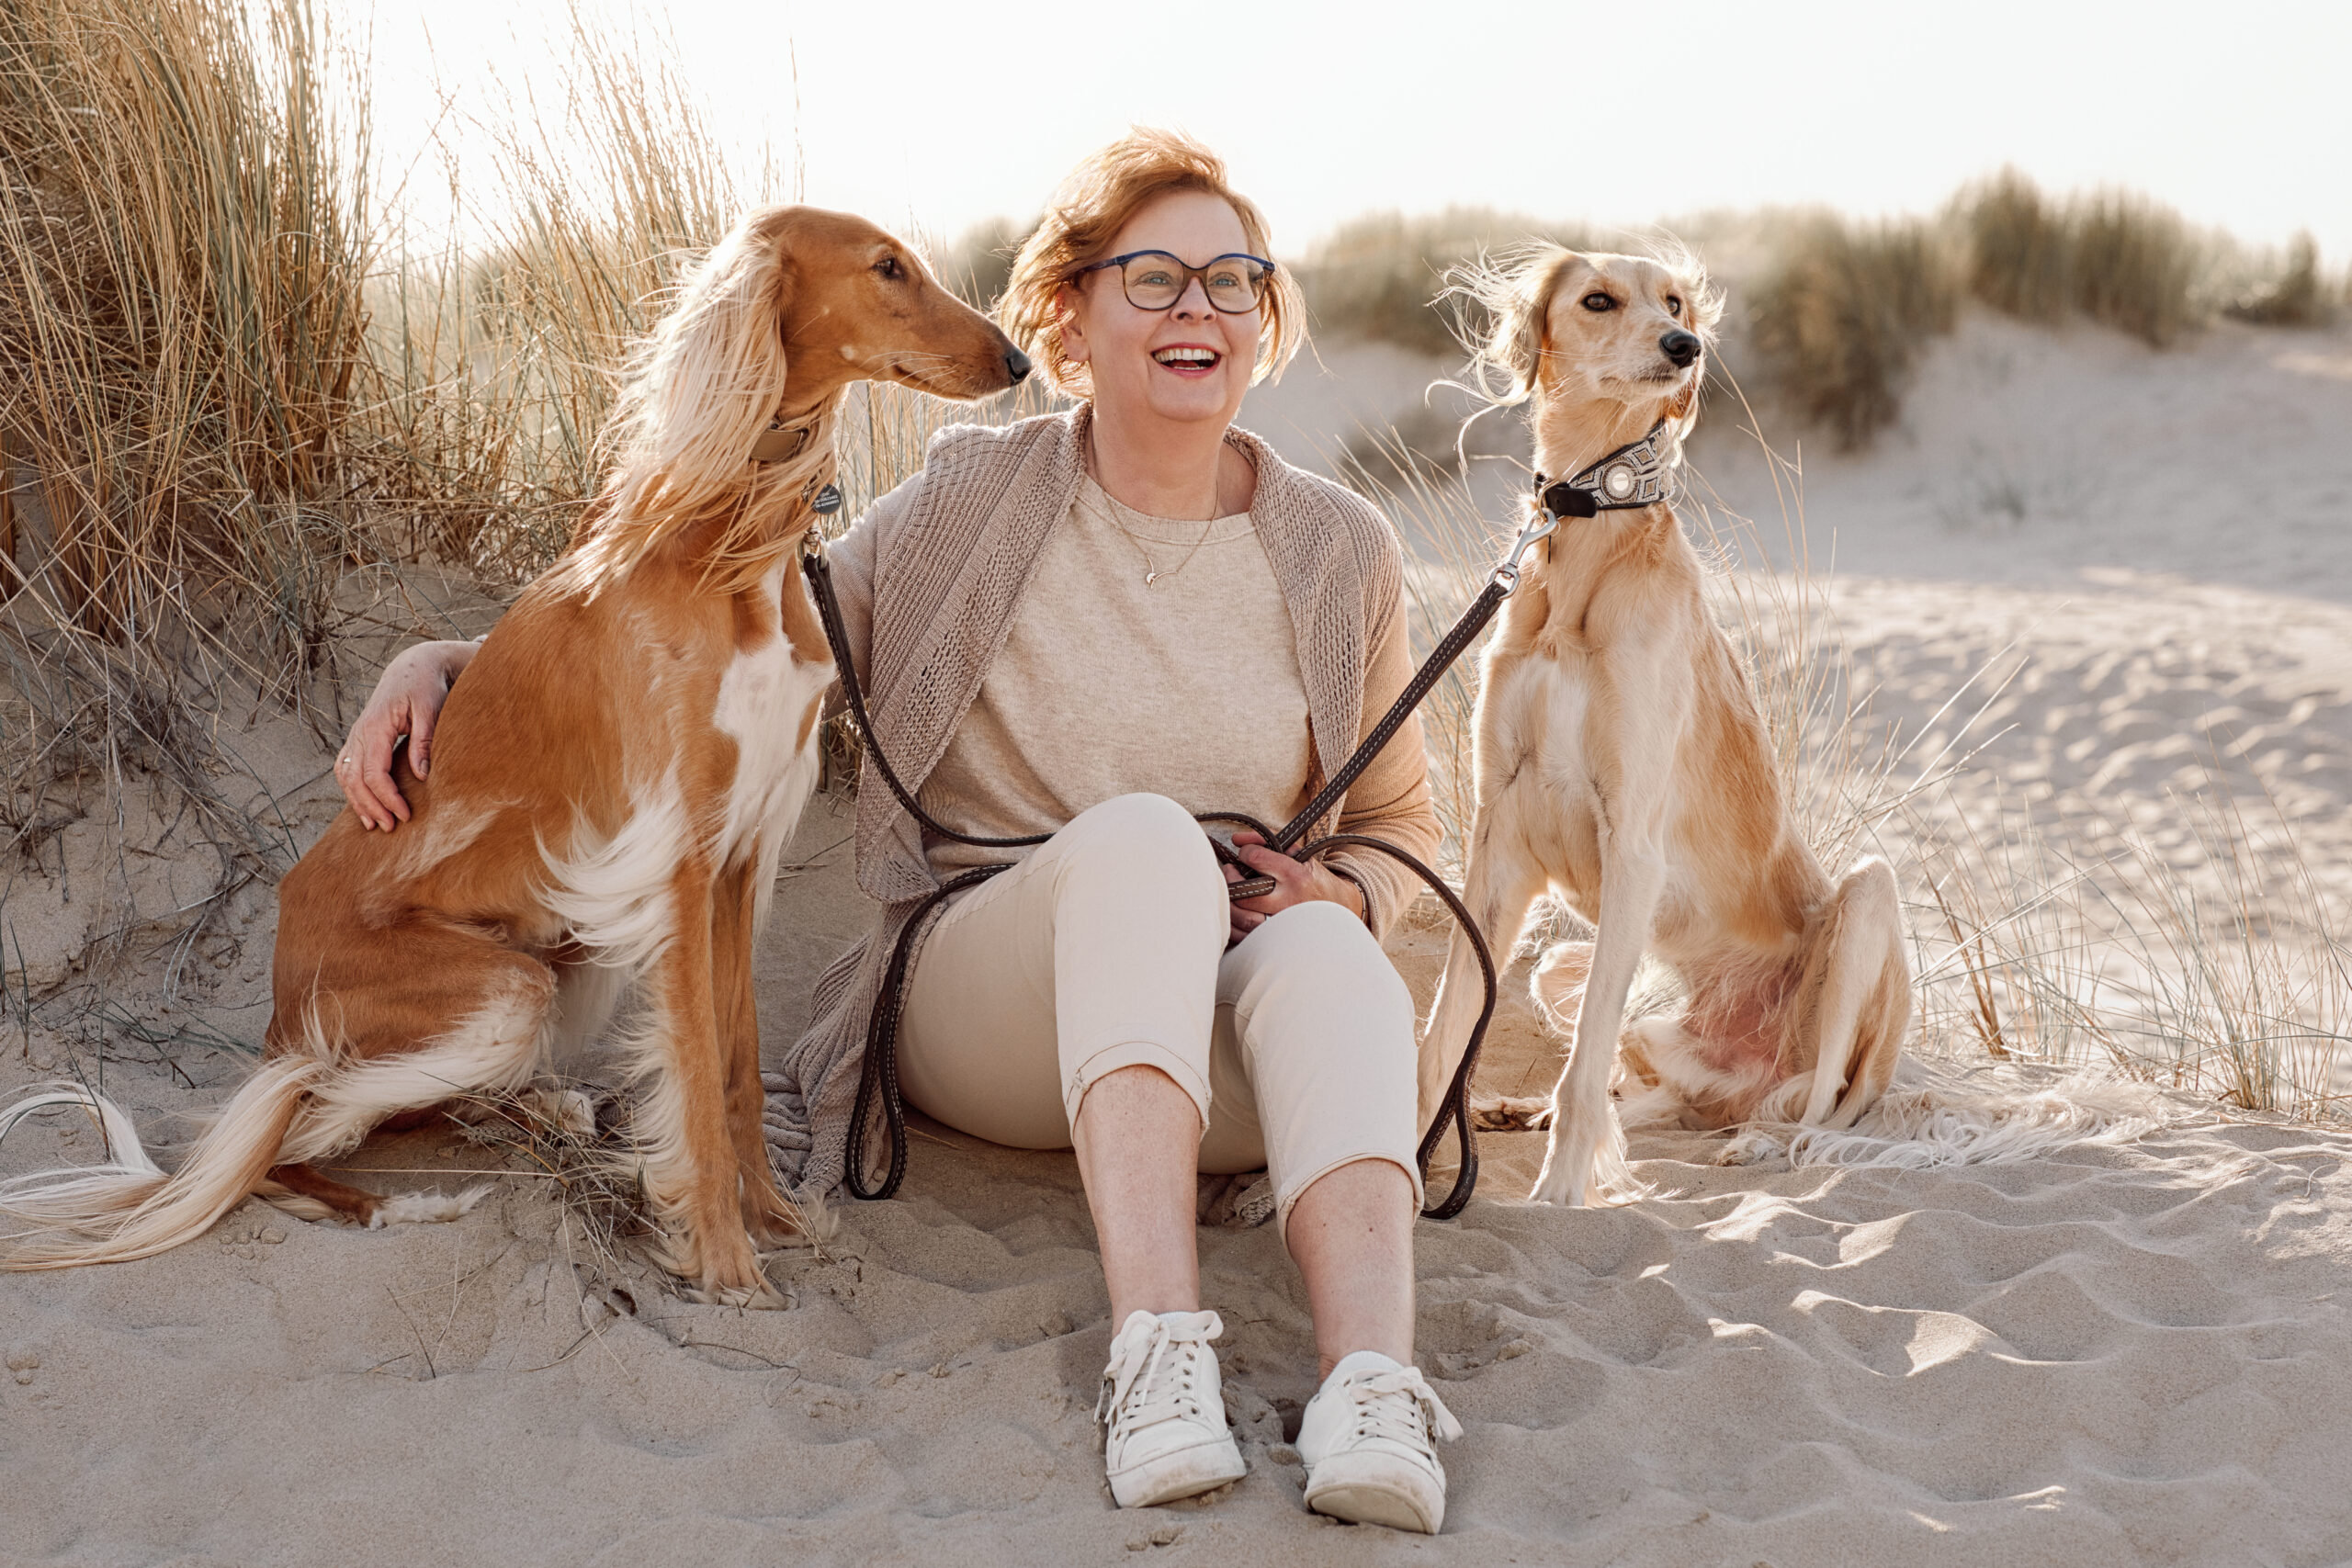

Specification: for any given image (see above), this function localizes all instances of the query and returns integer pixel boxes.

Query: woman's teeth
[1152,347,1219,367]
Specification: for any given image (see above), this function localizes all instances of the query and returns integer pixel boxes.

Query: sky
[341,0,2352,260]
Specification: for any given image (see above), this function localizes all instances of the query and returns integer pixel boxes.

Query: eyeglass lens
[1120,252,1268,313]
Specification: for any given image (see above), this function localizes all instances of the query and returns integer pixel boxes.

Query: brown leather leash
[797,480,1579,1221]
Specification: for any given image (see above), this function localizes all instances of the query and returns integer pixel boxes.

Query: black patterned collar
[1532,419,1676,519]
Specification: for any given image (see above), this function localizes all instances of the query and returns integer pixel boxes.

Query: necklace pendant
[1145,571,1161,587]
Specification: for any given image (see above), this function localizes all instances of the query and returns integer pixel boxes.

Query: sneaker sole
[1109,1441,1248,1508]
[1305,1477,1440,1534]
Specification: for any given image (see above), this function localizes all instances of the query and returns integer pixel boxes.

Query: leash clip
[1493,506,1561,593]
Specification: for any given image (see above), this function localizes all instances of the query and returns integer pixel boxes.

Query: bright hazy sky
[344,0,2352,260]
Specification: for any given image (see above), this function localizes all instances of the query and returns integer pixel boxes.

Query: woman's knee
[1247,901,1413,1019]
[1051,794,1225,914]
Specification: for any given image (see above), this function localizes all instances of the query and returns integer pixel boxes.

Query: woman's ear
[1056,280,1091,370]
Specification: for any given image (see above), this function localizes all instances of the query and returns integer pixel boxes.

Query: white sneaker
[1297,1350,1464,1533]
[1096,1309,1248,1507]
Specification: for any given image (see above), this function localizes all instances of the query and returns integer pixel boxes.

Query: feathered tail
[0,1061,322,1269]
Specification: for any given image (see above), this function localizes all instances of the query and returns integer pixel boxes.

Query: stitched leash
[800,469,1597,1220]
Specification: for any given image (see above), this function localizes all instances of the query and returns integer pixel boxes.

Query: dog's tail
[0,1059,323,1269]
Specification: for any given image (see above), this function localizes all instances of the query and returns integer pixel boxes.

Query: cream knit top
[921,474,1316,875]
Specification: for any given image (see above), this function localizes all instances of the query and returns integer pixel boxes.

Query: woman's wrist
[1325,864,1370,927]
[435,638,483,686]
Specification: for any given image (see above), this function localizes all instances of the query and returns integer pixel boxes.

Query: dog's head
[615,206,1030,475]
[576,207,1031,590]
[1474,246,1722,446]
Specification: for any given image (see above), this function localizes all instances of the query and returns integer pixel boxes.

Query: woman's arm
[335,639,480,829]
[1303,587,1442,939]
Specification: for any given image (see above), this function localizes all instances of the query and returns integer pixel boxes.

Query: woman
[339,130,1462,1533]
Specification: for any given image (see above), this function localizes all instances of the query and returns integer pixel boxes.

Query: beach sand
[5,313,2351,1565]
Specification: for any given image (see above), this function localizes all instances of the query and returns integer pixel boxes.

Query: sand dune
[6,314,2352,1563]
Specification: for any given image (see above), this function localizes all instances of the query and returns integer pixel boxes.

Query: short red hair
[1000,127,1306,398]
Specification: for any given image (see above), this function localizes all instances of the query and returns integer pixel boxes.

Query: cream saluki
[0,207,1028,1302]
[1421,247,1907,1206]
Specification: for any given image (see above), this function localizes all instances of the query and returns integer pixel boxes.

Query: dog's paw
[368,1184,492,1228]
[1471,1095,1555,1132]
[1715,1129,1788,1168]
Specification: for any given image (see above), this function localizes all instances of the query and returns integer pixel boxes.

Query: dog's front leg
[1532,670,1677,1206]
[1531,817,1664,1205]
[637,856,772,1305]
[712,853,797,1246]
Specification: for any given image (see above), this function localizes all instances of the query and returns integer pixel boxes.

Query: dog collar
[1532,419,1676,519]
[751,412,844,514]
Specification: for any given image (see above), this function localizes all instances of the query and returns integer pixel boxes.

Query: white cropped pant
[899,793,1423,1236]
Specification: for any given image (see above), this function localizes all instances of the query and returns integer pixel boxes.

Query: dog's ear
[608,208,798,500]
[1493,249,1585,402]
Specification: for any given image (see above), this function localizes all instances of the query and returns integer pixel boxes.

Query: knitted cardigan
[771,403,1437,1201]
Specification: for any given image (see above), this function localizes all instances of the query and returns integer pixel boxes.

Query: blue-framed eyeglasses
[1071,250,1276,314]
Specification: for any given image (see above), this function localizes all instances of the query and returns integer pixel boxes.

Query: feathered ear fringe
[560,209,834,598]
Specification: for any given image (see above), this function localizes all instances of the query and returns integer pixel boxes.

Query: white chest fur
[712,564,835,884]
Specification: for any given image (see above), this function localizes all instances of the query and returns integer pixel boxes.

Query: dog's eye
[1667,296,1682,316]
[873,255,904,282]
[1580,291,1616,312]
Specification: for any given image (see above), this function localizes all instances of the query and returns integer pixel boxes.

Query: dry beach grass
[4,1,2352,1562]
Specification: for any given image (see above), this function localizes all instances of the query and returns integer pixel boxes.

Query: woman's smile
[1150,342,1224,376]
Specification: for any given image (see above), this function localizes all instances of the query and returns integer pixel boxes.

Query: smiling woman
[334,127,1463,1532]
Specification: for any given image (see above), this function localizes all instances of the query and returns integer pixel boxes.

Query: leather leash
[797,470,1593,1221]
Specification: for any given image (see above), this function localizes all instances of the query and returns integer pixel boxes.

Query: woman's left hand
[1223,829,1366,943]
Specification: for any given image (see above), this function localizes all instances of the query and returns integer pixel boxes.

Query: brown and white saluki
[1421,246,1907,1206]
[0,207,1027,1302]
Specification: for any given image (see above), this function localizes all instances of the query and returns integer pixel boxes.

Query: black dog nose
[1004,345,1033,385]
[1659,330,1702,368]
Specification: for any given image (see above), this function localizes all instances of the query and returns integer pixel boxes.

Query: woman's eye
[1581,291,1616,311]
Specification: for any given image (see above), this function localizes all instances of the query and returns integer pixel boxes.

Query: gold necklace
[1083,434,1222,588]
[1102,504,1217,588]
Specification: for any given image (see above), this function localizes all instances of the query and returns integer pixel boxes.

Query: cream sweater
[922,474,1317,877]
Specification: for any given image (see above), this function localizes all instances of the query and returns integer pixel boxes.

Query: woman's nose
[1660,330,1702,367]
[1170,276,1216,317]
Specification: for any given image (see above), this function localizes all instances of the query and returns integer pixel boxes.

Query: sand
[6,311,2352,1565]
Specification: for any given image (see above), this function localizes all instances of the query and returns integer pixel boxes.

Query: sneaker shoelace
[1336,1365,1464,1451]
[1097,1313,1224,1445]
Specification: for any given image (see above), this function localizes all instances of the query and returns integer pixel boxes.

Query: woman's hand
[335,640,480,830]
[1222,829,1366,943]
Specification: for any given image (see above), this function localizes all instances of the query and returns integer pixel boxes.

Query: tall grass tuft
[359,14,750,580]
[0,0,373,654]
[1297,208,1588,358]
[1746,217,1960,451]
[1957,168,2208,347]
[2227,232,2337,328]
[1,0,378,1016]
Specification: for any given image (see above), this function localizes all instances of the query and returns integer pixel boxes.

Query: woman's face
[1059,188,1261,438]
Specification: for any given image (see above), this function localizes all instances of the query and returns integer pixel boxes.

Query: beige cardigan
[772,404,1440,1201]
